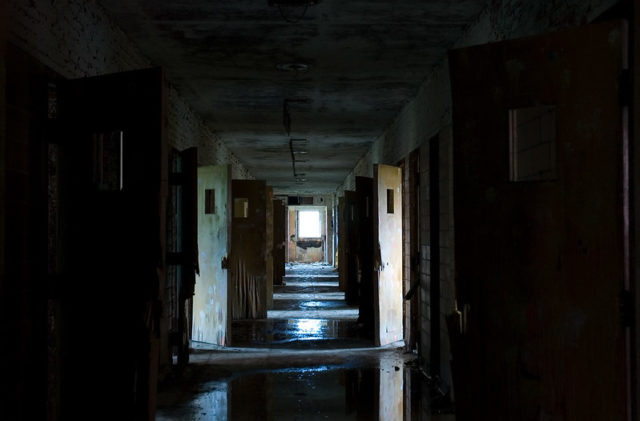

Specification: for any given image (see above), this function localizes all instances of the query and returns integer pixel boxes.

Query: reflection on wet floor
[230,318,369,349]
[158,264,455,420]
[157,348,454,420]
[231,263,362,348]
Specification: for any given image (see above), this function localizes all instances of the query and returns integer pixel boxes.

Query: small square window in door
[205,189,215,214]
[509,106,557,182]
[92,130,123,190]
[233,198,249,218]
[387,189,394,214]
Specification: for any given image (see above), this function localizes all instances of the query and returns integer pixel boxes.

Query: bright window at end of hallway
[298,210,321,238]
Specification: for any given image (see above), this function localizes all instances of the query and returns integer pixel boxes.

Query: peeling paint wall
[338,0,619,388]
[6,0,253,179]
[193,165,229,345]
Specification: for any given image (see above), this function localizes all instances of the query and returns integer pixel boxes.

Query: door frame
[631,3,640,419]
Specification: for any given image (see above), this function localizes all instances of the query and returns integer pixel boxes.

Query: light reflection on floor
[157,352,422,421]
[158,264,455,420]
[293,318,324,336]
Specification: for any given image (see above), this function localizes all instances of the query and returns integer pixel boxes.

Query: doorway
[287,205,327,263]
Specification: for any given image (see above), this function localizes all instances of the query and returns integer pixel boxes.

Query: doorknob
[221,256,229,269]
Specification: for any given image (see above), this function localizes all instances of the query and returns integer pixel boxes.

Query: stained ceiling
[98,0,487,194]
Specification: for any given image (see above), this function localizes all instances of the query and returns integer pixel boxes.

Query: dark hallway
[2,0,640,420]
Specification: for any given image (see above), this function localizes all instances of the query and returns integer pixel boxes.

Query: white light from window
[298,210,321,238]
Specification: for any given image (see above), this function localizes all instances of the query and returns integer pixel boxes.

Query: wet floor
[158,263,455,420]
[231,263,364,349]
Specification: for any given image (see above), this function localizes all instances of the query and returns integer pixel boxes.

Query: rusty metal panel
[373,164,403,346]
[450,21,628,420]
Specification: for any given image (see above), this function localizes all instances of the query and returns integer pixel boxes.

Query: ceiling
[99,0,487,194]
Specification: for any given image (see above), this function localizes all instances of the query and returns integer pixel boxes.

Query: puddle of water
[231,318,369,348]
[157,359,446,421]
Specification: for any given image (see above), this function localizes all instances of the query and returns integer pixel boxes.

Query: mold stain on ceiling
[98,0,487,193]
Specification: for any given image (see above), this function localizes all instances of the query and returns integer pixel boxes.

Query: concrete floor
[157,263,455,420]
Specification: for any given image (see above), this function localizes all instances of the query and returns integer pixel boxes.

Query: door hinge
[619,69,631,107]
[620,289,633,327]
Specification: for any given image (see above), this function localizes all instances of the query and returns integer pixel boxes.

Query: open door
[56,68,166,420]
[406,150,420,353]
[344,190,360,305]
[356,176,375,339]
[450,21,629,420]
[266,186,274,309]
[166,147,198,367]
[230,180,267,320]
[373,164,403,346]
[192,165,231,345]
[273,199,286,285]
[338,196,347,292]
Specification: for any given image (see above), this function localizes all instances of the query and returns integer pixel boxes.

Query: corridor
[3,1,637,420]
[157,264,452,420]
[231,263,363,349]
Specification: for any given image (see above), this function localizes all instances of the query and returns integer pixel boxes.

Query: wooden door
[344,190,360,305]
[57,68,166,420]
[373,164,403,346]
[230,180,267,320]
[338,196,347,291]
[450,21,629,420]
[356,176,375,338]
[266,186,274,309]
[192,165,231,345]
[407,150,420,352]
[166,147,198,367]
[273,199,286,285]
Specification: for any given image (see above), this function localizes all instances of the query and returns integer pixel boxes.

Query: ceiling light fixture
[289,138,308,182]
[276,63,309,73]
[268,0,321,23]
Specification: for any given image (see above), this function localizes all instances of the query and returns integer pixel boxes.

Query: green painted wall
[193,165,229,345]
